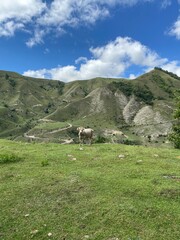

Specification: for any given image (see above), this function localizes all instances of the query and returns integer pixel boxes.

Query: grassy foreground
[0,140,179,240]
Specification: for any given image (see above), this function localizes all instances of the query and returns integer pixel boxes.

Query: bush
[109,81,154,104]
[8,78,16,88]
[169,124,180,149]
[95,134,107,143]
[169,91,180,149]
[118,139,142,145]
[41,159,49,167]
[0,153,23,164]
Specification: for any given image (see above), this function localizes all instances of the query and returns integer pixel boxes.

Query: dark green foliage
[3,103,9,108]
[118,138,142,145]
[109,81,133,96]
[133,85,154,104]
[8,78,16,88]
[5,74,9,80]
[95,134,107,143]
[44,108,49,113]
[66,127,78,140]
[169,92,180,148]
[57,81,65,95]
[109,81,154,104]
[41,159,49,167]
[0,153,23,164]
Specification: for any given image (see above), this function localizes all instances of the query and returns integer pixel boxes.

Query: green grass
[0,140,179,240]
[34,121,69,130]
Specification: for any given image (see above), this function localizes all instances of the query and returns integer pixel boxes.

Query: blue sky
[0,0,180,82]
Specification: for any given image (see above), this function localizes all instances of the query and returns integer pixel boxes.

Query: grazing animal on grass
[77,127,94,145]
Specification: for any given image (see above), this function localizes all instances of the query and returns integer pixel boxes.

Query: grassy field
[34,122,70,131]
[0,140,179,240]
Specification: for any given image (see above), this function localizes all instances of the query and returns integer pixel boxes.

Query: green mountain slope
[0,70,65,137]
[0,68,179,145]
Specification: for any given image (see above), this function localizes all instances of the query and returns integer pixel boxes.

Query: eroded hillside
[0,68,179,146]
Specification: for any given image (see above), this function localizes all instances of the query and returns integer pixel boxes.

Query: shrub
[8,78,16,88]
[95,134,107,143]
[169,91,180,149]
[118,139,142,145]
[41,159,49,167]
[109,81,154,104]
[0,153,23,164]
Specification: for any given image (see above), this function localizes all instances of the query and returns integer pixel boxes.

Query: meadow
[0,140,179,240]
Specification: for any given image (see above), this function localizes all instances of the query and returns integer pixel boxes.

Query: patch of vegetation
[0,153,23,164]
[57,81,65,95]
[109,81,133,96]
[41,159,49,167]
[118,138,142,145]
[109,81,155,104]
[8,78,16,88]
[94,134,107,143]
[169,90,180,148]
[3,103,9,108]
[133,85,154,104]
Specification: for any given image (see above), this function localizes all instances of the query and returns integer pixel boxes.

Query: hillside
[0,70,65,137]
[0,68,179,146]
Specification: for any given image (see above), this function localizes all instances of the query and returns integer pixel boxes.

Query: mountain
[0,68,179,146]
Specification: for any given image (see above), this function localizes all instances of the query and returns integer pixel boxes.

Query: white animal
[77,127,94,145]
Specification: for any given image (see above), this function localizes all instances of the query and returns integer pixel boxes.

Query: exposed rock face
[75,86,173,139]
[88,87,112,114]
[132,105,172,136]
[114,91,128,109]
[123,96,142,124]
[133,106,158,125]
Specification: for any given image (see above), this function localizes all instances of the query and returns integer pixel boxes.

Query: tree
[169,91,180,148]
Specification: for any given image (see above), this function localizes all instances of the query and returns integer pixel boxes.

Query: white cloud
[169,17,180,39]
[23,36,170,82]
[23,69,46,78]
[0,21,24,37]
[0,0,46,22]
[37,0,109,27]
[162,61,180,76]
[37,0,154,28]
[26,29,46,47]
[129,73,137,79]
[0,0,46,39]
[0,0,155,46]
[167,0,180,39]
[161,0,172,8]
[75,57,88,65]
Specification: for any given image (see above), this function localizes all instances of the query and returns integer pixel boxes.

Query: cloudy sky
[0,0,180,82]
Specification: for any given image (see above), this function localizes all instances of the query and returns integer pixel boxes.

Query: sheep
[77,127,94,145]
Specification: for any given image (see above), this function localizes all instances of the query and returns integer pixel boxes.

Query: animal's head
[77,127,85,132]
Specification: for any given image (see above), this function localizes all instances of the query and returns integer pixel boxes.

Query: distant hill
[0,68,179,146]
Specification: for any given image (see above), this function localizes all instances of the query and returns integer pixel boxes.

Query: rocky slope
[0,68,179,145]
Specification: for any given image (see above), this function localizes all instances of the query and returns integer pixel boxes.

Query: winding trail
[48,123,72,134]
[24,122,73,142]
